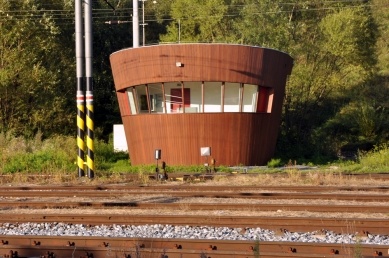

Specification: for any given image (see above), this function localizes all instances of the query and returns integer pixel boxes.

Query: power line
[0,1,386,24]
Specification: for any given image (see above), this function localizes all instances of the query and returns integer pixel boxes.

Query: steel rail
[2,171,389,181]
[2,184,389,192]
[0,235,387,258]
[0,214,388,235]
[0,190,389,202]
[0,200,387,213]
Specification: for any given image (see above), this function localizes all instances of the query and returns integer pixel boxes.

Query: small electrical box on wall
[155,149,161,160]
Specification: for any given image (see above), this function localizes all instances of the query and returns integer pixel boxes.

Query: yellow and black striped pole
[75,0,85,177]
[86,90,94,178]
[77,90,85,177]
[85,0,94,179]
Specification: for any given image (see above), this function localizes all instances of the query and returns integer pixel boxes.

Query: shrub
[267,158,282,168]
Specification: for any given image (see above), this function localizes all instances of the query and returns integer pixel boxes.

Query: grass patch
[335,143,389,173]
[1,132,389,186]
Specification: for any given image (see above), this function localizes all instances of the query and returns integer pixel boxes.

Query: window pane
[182,82,201,113]
[243,84,258,112]
[135,85,149,114]
[164,82,182,114]
[148,83,164,113]
[204,82,222,113]
[126,88,137,115]
[224,82,240,112]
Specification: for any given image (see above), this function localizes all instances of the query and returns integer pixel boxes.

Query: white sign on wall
[113,124,128,152]
[200,147,211,156]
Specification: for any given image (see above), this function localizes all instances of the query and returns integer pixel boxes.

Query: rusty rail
[2,184,389,192]
[0,200,387,213]
[0,190,389,202]
[0,235,387,258]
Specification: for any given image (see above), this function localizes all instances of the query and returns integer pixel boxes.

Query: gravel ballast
[0,222,387,245]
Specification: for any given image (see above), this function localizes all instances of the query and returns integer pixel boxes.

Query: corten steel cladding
[110,44,293,166]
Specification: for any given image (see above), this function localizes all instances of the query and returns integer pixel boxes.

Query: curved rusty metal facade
[110,44,293,166]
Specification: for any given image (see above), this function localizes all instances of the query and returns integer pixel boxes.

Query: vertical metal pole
[132,87,139,114]
[162,83,167,114]
[254,85,259,112]
[75,0,85,178]
[142,0,146,46]
[145,84,151,113]
[202,81,204,113]
[181,81,185,113]
[178,19,181,44]
[85,0,94,179]
[133,0,139,48]
[239,83,244,113]
[221,82,225,113]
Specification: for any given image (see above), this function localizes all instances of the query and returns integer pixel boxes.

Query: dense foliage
[1,0,389,165]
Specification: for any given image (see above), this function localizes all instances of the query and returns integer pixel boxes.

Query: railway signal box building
[110,44,293,166]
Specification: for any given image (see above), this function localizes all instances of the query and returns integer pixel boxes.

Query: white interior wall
[224,82,240,112]
[183,81,202,113]
[243,84,257,112]
[204,82,222,112]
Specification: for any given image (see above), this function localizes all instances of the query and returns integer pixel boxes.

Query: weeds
[353,240,362,258]
[253,238,260,258]
[138,169,151,185]
[267,158,282,168]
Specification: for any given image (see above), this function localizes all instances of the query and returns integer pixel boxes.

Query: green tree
[0,0,74,137]
[279,3,379,158]
[159,0,236,43]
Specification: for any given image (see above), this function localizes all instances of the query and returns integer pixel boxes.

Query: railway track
[0,235,387,258]
[0,183,388,257]
[1,190,389,202]
[0,200,388,213]
[2,184,389,192]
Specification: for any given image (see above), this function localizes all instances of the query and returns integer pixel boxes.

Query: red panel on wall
[117,91,131,116]
[171,88,190,112]
[257,87,268,113]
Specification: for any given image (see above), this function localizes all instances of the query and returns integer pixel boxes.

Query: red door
[171,88,190,113]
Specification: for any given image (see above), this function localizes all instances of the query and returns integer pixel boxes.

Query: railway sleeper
[0,242,388,257]
[0,246,388,258]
